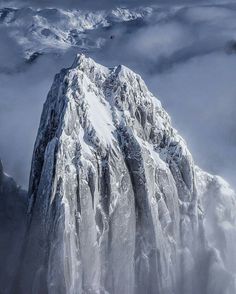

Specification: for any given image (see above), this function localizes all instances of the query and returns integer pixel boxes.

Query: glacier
[9,54,235,294]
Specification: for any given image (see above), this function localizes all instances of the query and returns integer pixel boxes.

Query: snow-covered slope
[17,55,236,294]
[0,6,152,59]
[1,3,236,65]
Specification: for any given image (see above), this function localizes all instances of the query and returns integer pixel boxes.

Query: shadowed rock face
[0,160,27,294]
[16,55,236,294]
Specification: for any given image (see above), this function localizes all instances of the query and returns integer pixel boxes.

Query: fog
[0,51,77,186]
[151,53,236,186]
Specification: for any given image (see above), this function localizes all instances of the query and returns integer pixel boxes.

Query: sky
[0,0,236,188]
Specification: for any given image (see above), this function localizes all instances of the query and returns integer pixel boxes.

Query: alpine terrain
[8,54,235,294]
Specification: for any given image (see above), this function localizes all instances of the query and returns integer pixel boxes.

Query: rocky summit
[11,55,236,294]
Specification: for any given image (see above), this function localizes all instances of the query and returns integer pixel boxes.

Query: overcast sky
[0,0,214,9]
[0,0,236,188]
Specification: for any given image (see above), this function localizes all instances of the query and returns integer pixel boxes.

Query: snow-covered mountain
[2,4,235,63]
[0,6,152,59]
[15,55,236,294]
[0,5,187,62]
[2,3,236,189]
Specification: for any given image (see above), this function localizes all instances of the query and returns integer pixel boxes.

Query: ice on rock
[17,54,236,294]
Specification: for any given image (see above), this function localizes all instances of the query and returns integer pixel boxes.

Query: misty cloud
[0,49,78,187]
[149,52,236,187]
[0,28,25,72]
[93,3,236,74]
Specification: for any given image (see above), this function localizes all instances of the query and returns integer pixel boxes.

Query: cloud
[96,4,236,72]
[123,22,193,62]
[0,28,25,72]
[148,52,236,187]
[0,48,78,187]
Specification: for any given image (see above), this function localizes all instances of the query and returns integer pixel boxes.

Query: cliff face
[18,55,236,294]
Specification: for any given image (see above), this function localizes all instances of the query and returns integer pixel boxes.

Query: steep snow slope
[17,55,236,294]
[0,160,27,294]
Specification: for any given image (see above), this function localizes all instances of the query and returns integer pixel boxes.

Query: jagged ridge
[17,55,236,294]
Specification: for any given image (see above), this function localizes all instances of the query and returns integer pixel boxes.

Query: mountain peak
[72,53,97,69]
[71,53,109,75]
[20,55,236,294]
[71,53,138,84]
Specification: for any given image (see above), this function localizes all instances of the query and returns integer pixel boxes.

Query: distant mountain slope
[0,6,152,58]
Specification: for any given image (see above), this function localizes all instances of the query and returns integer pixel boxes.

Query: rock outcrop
[17,55,236,294]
